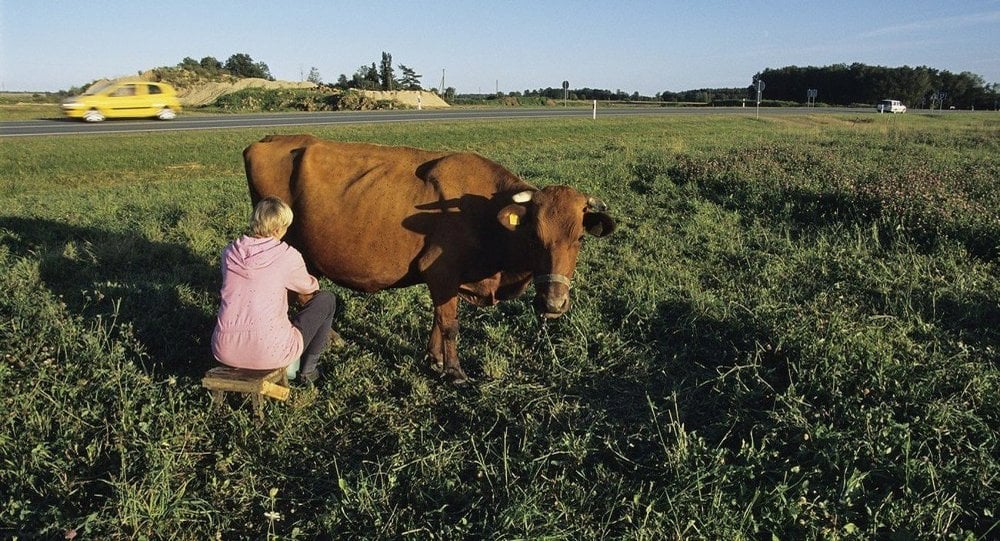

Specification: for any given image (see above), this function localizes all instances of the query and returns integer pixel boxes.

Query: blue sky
[2,0,998,93]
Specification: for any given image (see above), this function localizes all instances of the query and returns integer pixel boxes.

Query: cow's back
[245,136,529,292]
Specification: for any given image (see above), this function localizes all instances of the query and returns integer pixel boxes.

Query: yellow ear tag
[509,214,519,226]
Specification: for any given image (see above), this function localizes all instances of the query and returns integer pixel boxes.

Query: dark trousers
[292,291,336,359]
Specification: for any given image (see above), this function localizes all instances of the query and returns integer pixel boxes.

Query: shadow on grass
[705,177,996,262]
[0,216,216,378]
[689,182,1000,354]
[580,296,791,453]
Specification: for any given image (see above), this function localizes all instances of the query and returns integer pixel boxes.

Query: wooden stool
[202,366,290,418]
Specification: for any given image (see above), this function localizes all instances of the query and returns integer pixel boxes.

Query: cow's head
[498,185,615,318]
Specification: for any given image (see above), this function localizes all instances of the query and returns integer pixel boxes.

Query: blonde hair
[249,196,293,237]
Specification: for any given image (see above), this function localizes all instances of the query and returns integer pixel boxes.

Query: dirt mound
[357,90,450,108]
[94,72,450,109]
[174,81,451,109]
[178,78,319,107]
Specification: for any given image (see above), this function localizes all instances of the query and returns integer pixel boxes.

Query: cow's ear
[498,204,528,231]
[584,212,616,237]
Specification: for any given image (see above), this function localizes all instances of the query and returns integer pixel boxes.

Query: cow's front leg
[426,320,445,375]
[419,239,471,384]
[428,296,468,383]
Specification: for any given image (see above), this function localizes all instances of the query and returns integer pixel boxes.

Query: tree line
[158,54,997,109]
[752,63,998,109]
[330,52,424,92]
[170,52,426,92]
[508,64,997,109]
[178,54,274,80]
[487,87,749,103]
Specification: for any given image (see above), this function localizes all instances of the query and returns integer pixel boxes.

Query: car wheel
[156,107,176,120]
[83,109,105,122]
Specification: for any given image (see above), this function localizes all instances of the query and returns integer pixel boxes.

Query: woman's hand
[289,290,317,307]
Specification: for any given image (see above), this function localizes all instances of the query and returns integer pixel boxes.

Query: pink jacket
[211,235,319,369]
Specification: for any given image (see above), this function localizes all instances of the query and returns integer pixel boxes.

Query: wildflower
[264,511,282,521]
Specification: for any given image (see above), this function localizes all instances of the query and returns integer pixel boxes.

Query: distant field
[1,114,997,539]
[0,104,60,121]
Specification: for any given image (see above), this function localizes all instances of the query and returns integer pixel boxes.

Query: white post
[592,100,597,119]
[417,93,422,110]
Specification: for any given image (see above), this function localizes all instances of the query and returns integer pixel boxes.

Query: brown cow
[244,134,615,383]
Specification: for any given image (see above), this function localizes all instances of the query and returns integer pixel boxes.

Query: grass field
[1,113,998,540]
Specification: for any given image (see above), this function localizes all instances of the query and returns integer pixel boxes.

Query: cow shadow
[0,216,217,378]
[564,295,792,461]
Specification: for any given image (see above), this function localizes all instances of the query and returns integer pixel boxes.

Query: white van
[876,99,906,113]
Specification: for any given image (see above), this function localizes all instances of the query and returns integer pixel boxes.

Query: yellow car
[61,81,182,122]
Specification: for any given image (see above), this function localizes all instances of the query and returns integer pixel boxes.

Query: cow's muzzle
[533,273,572,318]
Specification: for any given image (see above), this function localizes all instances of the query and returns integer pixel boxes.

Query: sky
[2,0,998,94]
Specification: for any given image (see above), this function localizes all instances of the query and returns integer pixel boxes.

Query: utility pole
[440,69,445,95]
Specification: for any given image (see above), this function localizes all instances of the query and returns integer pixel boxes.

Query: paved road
[1,107,871,137]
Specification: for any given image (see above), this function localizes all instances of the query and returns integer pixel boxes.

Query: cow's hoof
[447,367,471,385]
[428,359,445,375]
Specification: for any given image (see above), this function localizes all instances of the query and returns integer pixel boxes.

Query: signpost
[807,88,818,107]
[562,80,569,106]
[755,79,765,119]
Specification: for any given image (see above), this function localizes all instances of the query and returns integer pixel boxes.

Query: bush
[210,88,408,112]
[212,88,338,112]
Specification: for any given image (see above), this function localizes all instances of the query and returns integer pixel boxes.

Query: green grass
[1,113,998,539]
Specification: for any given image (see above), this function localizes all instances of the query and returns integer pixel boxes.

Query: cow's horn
[586,197,608,212]
[512,190,533,203]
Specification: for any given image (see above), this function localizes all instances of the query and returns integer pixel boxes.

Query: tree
[752,63,992,107]
[398,64,422,90]
[379,52,395,91]
[224,53,273,80]
[200,56,222,72]
[306,67,322,85]
[350,64,379,90]
[336,74,350,89]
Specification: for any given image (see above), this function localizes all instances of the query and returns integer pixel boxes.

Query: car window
[148,84,163,95]
[111,85,136,97]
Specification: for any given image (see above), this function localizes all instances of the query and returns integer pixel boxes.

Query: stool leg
[210,390,226,411]
[252,392,264,420]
